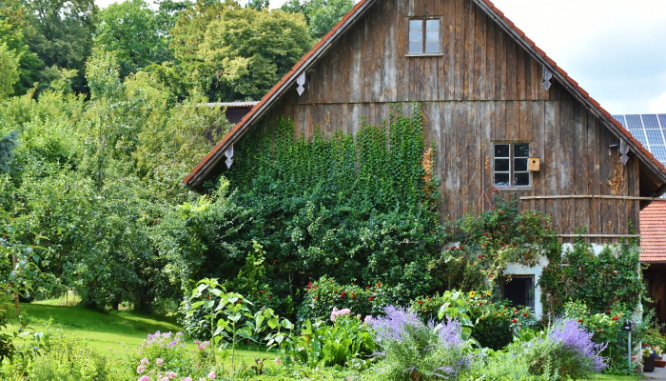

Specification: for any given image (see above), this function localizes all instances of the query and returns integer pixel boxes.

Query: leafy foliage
[281,0,354,39]
[0,44,19,99]
[168,105,445,313]
[539,237,643,316]
[283,314,376,368]
[94,0,173,76]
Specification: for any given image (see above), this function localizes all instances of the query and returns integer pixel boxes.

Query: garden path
[644,365,666,380]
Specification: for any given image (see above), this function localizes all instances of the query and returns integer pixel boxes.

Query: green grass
[6,302,275,367]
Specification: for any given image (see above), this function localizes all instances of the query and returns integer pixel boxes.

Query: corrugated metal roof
[203,102,260,108]
[640,200,666,262]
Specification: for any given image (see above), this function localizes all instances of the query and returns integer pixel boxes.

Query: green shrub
[562,300,647,368]
[297,276,401,324]
[412,290,536,350]
[21,336,118,381]
[282,313,375,368]
[462,349,556,381]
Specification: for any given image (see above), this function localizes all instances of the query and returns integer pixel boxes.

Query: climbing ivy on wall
[538,238,643,316]
[199,104,447,301]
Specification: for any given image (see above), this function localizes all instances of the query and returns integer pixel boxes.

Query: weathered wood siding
[256,0,640,242]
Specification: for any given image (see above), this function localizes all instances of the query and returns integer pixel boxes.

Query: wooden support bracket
[520,195,664,201]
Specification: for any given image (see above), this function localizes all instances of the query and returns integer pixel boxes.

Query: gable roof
[183,0,666,190]
[640,200,666,263]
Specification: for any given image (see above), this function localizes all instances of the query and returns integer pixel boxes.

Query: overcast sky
[95,0,666,114]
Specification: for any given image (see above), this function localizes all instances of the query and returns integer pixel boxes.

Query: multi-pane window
[494,143,530,187]
[408,19,440,54]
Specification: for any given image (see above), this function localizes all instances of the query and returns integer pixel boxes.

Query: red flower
[341,292,347,297]
[524,312,528,317]
[512,319,517,323]
[479,302,483,306]
[428,298,432,302]
[314,286,317,289]
[352,296,356,300]
[494,312,498,315]
[366,286,370,289]
[269,295,273,299]
[238,300,242,304]
[612,316,619,321]
[482,244,486,247]
[489,274,493,278]
[514,310,518,314]
[578,319,583,323]
[368,297,374,302]
[607,309,611,313]
[377,283,381,287]
[478,255,483,259]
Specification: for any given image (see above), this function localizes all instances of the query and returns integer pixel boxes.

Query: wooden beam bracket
[557,234,641,238]
[224,145,234,169]
[520,195,664,201]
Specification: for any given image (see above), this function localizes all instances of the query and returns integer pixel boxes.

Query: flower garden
[0,105,661,380]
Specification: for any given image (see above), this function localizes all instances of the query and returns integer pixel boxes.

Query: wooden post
[12,255,18,314]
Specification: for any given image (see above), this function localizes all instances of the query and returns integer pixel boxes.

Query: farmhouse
[184,0,666,318]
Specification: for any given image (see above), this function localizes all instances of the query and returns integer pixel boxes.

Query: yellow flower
[469,291,476,298]
[486,291,492,296]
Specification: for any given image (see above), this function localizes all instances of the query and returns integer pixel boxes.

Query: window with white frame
[494,143,530,187]
[408,19,440,54]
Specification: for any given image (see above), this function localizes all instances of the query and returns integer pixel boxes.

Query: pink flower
[274,358,281,364]
[156,358,164,366]
[364,315,373,323]
[141,358,150,365]
[160,377,169,381]
[139,376,150,381]
[167,372,177,379]
[180,378,193,381]
[137,365,145,374]
[208,372,216,379]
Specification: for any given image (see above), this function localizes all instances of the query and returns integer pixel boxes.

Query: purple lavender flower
[549,318,608,372]
[429,318,464,347]
[370,306,424,343]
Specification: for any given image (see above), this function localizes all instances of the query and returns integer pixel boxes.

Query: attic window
[408,19,440,55]
[494,143,530,187]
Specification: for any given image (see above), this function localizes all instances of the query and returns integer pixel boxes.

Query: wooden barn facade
[184,0,666,316]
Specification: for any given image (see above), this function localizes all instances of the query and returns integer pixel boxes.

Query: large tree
[198,7,312,100]
[17,0,97,93]
[281,0,354,39]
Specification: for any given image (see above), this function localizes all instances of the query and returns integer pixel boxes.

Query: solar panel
[650,145,666,161]
[635,135,648,146]
[642,114,660,129]
[629,129,646,142]
[612,115,627,128]
[645,129,665,145]
[659,114,666,129]
[625,114,643,129]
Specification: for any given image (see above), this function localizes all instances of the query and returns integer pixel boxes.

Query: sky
[95,0,666,114]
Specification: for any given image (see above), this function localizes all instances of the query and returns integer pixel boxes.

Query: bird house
[528,157,540,171]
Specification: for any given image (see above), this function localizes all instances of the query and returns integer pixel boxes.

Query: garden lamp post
[624,320,634,372]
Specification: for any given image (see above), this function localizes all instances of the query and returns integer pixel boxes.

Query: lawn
[6,301,275,367]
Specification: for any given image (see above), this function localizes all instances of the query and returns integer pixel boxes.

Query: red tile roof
[640,200,666,263]
[183,0,666,187]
